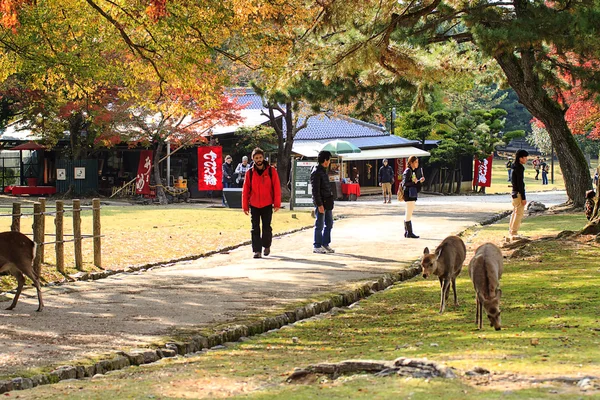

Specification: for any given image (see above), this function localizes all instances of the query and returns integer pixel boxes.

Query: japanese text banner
[135,150,153,194]
[198,146,223,191]
[474,156,493,187]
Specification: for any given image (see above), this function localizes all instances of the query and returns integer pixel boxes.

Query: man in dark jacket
[311,150,334,254]
[509,149,529,240]
[378,159,394,204]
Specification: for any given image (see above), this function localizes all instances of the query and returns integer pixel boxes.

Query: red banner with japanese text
[135,150,153,194]
[198,146,223,191]
[474,155,493,187]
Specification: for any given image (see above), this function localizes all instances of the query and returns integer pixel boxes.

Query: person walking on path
[242,148,281,259]
[540,158,549,185]
[533,156,541,180]
[311,150,335,254]
[222,155,235,206]
[509,149,529,240]
[378,158,394,204]
[402,155,425,239]
[506,158,513,182]
[235,156,251,188]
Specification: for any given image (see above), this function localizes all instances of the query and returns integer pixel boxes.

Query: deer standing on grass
[468,243,503,330]
[0,231,44,312]
[421,236,466,314]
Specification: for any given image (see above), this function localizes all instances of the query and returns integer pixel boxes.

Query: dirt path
[0,192,567,377]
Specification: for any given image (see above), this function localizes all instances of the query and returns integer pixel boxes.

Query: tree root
[287,357,456,382]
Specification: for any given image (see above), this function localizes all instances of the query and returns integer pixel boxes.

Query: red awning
[10,141,46,151]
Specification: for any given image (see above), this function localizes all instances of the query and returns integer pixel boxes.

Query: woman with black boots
[402,156,425,238]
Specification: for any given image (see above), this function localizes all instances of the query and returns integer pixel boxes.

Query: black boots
[404,221,419,239]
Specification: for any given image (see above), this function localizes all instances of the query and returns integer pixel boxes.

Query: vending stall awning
[339,146,430,161]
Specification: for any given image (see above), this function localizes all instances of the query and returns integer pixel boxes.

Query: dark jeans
[222,182,232,205]
[535,169,540,179]
[507,169,512,181]
[250,205,273,252]
[542,171,548,185]
[314,208,333,248]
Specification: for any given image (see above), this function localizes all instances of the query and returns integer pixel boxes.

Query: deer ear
[423,247,430,255]
[435,248,443,260]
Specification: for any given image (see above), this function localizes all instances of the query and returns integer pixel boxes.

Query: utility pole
[390,107,396,135]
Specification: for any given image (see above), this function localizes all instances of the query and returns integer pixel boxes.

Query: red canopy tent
[10,141,46,151]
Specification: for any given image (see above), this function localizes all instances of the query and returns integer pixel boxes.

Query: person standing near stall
[378,159,394,204]
[402,155,425,239]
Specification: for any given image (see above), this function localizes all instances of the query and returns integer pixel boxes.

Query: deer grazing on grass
[0,231,44,312]
[421,236,466,314]
[468,243,503,330]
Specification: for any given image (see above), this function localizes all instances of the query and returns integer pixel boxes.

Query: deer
[421,235,466,314]
[0,231,44,312]
[468,242,503,330]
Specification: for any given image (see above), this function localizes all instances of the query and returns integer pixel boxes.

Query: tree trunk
[495,51,590,206]
[455,166,462,194]
[153,141,168,205]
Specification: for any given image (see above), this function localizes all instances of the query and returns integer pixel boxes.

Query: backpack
[506,160,512,168]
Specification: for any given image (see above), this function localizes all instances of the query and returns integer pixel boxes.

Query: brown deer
[468,243,503,330]
[421,236,466,314]
[0,231,44,312]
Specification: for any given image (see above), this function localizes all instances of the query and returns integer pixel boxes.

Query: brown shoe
[263,247,270,256]
[253,252,261,259]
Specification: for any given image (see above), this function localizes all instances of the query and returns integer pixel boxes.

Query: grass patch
[20,212,600,399]
[485,158,566,195]
[0,206,313,291]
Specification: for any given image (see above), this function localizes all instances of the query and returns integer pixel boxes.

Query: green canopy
[320,140,361,155]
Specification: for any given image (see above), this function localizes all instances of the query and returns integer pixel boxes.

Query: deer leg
[475,295,480,326]
[439,279,450,314]
[6,272,25,311]
[22,269,44,312]
[477,297,483,330]
[452,278,459,307]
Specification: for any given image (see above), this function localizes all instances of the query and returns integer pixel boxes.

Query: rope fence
[1,198,102,275]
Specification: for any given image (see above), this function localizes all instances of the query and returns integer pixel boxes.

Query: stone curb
[0,263,421,395]
[480,210,512,226]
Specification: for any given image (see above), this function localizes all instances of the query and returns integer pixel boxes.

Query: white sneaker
[313,247,327,254]
[322,245,335,253]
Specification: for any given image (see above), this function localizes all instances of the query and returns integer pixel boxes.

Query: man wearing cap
[378,159,394,203]
[222,155,234,206]
[509,149,529,240]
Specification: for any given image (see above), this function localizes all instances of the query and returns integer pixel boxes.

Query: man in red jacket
[242,147,282,258]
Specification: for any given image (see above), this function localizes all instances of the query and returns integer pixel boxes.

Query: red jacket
[242,164,282,211]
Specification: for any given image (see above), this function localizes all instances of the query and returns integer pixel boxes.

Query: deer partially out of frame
[0,231,44,312]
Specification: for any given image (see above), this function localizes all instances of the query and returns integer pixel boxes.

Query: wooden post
[11,203,20,232]
[92,198,101,269]
[55,200,64,274]
[38,197,46,263]
[33,202,43,277]
[72,199,83,271]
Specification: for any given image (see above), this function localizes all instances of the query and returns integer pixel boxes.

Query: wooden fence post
[72,199,83,271]
[33,202,43,277]
[38,197,46,263]
[55,200,64,274]
[92,198,101,269]
[11,203,20,232]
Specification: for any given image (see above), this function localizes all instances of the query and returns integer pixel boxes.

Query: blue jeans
[314,208,333,248]
[507,169,512,181]
[542,171,548,185]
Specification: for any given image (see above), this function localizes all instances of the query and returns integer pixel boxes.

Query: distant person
[509,149,529,240]
[540,158,548,185]
[533,155,541,180]
[222,155,234,206]
[235,156,251,188]
[311,150,335,254]
[378,159,394,203]
[351,166,359,183]
[505,158,513,182]
[402,155,425,239]
[242,148,281,259]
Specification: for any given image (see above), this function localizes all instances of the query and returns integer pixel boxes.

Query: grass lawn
[0,206,314,290]
[20,212,600,399]
[485,157,567,195]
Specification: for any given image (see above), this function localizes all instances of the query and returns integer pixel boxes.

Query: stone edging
[480,210,512,226]
[0,263,421,394]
